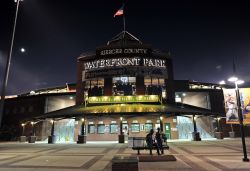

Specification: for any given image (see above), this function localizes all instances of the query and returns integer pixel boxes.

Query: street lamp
[119,116,124,143]
[120,117,123,135]
[227,76,249,162]
[77,117,86,144]
[160,116,163,132]
[81,118,85,135]
[0,0,23,127]
[31,121,35,136]
[21,123,25,136]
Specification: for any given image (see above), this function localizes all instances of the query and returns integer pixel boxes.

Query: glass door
[165,123,171,139]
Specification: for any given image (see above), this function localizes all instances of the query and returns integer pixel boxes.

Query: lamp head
[120,117,123,121]
[236,80,244,85]
[228,76,238,82]
[21,123,25,127]
[81,118,85,122]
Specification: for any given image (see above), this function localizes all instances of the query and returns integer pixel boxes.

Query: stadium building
[2,31,230,143]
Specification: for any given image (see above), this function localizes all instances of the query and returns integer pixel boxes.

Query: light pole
[0,0,23,127]
[119,116,124,143]
[31,121,35,136]
[48,119,56,144]
[120,117,123,135]
[227,77,249,162]
[77,117,87,144]
[21,123,25,136]
[160,116,163,132]
[20,123,26,142]
[81,118,85,136]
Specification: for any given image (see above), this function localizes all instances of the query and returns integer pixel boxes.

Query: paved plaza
[0,138,249,171]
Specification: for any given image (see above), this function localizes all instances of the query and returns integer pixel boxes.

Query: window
[113,77,136,95]
[152,78,158,85]
[159,78,165,85]
[110,124,118,134]
[131,123,140,133]
[144,77,151,86]
[86,78,104,97]
[88,124,95,134]
[144,77,165,95]
[97,124,105,134]
[145,123,153,132]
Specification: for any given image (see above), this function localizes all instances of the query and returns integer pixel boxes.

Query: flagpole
[123,14,126,32]
[123,3,126,39]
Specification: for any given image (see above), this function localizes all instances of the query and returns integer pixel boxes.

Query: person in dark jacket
[156,128,164,154]
[146,129,160,155]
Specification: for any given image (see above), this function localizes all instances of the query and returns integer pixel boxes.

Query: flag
[114,5,124,17]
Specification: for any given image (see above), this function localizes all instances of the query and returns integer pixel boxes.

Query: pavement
[0,138,249,171]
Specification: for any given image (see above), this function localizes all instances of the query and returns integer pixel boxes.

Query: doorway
[165,123,171,139]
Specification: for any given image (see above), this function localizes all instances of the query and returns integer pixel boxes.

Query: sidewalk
[0,138,249,170]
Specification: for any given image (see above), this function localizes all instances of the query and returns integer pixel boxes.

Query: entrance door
[165,123,171,139]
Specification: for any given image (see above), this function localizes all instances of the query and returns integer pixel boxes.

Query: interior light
[219,80,226,85]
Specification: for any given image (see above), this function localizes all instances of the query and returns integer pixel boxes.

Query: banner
[224,89,239,123]
[224,88,250,124]
[240,88,250,124]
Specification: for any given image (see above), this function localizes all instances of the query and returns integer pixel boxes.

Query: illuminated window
[88,124,95,134]
[131,123,140,133]
[113,77,136,95]
[144,77,151,86]
[110,124,118,134]
[145,123,153,132]
[97,124,105,134]
[159,78,165,85]
[85,78,104,97]
[152,78,158,85]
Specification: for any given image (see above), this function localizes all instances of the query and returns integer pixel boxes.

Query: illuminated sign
[87,95,159,104]
[100,48,148,56]
[84,57,166,70]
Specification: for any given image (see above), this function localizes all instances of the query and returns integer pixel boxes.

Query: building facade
[2,31,232,142]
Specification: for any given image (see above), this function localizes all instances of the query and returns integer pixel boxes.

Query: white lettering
[84,57,166,70]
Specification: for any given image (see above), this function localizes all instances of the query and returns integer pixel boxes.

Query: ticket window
[88,124,95,134]
[145,123,153,132]
[97,124,105,134]
[110,124,118,134]
[131,123,140,133]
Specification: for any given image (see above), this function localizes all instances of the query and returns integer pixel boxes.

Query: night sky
[1,0,250,95]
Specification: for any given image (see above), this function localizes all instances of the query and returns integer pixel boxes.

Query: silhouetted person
[156,128,164,154]
[146,129,160,155]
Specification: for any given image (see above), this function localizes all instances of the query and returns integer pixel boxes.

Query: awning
[31,103,223,120]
